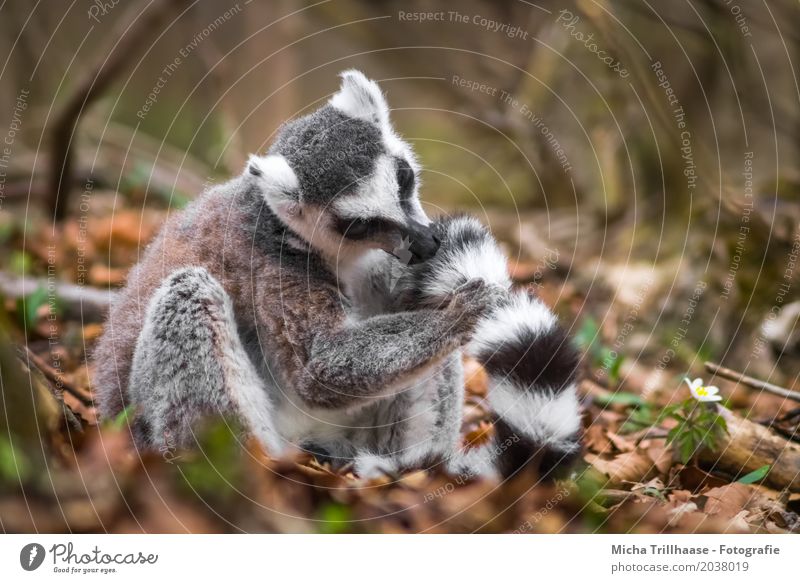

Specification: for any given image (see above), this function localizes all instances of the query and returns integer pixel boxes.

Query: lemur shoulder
[93,71,582,480]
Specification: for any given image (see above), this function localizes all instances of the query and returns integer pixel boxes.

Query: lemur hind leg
[351,353,465,479]
[128,267,283,453]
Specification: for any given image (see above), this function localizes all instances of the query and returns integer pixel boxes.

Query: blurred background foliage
[2,0,798,374]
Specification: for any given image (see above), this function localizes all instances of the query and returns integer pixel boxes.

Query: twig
[19,345,93,407]
[597,489,643,507]
[16,348,85,432]
[704,361,800,403]
[631,428,669,445]
[0,272,115,322]
[777,408,800,423]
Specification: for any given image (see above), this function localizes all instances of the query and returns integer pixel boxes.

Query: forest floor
[1,189,799,534]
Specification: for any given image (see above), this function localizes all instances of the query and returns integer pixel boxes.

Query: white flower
[684,377,722,402]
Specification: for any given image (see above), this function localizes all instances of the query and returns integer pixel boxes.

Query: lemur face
[248,70,439,265]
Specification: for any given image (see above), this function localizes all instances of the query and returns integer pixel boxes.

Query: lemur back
[92,71,582,480]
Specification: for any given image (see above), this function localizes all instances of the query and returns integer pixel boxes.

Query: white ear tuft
[329,69,390,126]
[247,154,301,219]
[247,154,299,193]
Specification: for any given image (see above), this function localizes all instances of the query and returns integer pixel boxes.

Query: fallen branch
[0,272,116,322]
[698,405,800,493]
[704,361,800,404]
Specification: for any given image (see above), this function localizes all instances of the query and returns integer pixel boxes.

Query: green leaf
[178,418,244,501]
[656,404,680,423]
[108,404,136,430]
[594,392,645,408]
[620,405,656,432]
[607,352,625,383]
[737,465,770,484]
[679,438,696,464]
[639,486,667,502]
[317,502,352,534]
[574,317,600,351]
[666,425,682,445]
[0,435,30,482]
[9,250,33,275]
[705,435,722,452]
[16,285,52,331]
[0,216,14,246]
[168,192,190,209]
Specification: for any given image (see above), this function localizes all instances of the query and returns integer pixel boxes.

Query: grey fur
[128,267,232,447]
[92,71,581,480]
[128,267,283,452]
[296,278,496,410]
[268,106,383,205]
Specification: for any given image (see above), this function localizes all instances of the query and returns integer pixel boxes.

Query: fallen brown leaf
[702,483,761,518]
[463,357,488,397]
[585,450,656,486]
[606,431,635,453]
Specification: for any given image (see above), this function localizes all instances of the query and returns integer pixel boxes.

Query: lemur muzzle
[404,220,441,264]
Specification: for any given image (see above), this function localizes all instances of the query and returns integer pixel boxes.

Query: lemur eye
[344,219,370,239]
[396,158,415,199]
[336,217,395,241]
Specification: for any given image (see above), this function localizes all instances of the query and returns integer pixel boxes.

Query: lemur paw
[445,278,506,337]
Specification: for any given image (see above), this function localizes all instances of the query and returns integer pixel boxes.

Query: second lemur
[92,71,582,479]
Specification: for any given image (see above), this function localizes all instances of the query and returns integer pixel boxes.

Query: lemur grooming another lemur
[92,71,582,480]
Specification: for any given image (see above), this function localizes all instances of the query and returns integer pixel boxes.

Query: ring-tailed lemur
[92,70,582,480]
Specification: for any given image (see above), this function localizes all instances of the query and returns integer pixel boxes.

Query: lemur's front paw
[445,279,506,337]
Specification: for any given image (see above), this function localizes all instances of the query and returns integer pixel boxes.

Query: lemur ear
[329,69,390,127]
[247,154,302,216]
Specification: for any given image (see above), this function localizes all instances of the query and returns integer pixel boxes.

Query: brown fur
[92,178,341,420]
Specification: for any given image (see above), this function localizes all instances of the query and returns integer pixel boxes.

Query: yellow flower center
[696,386,708,396]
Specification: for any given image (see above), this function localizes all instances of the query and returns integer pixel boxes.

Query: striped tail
[409,215,583,480]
